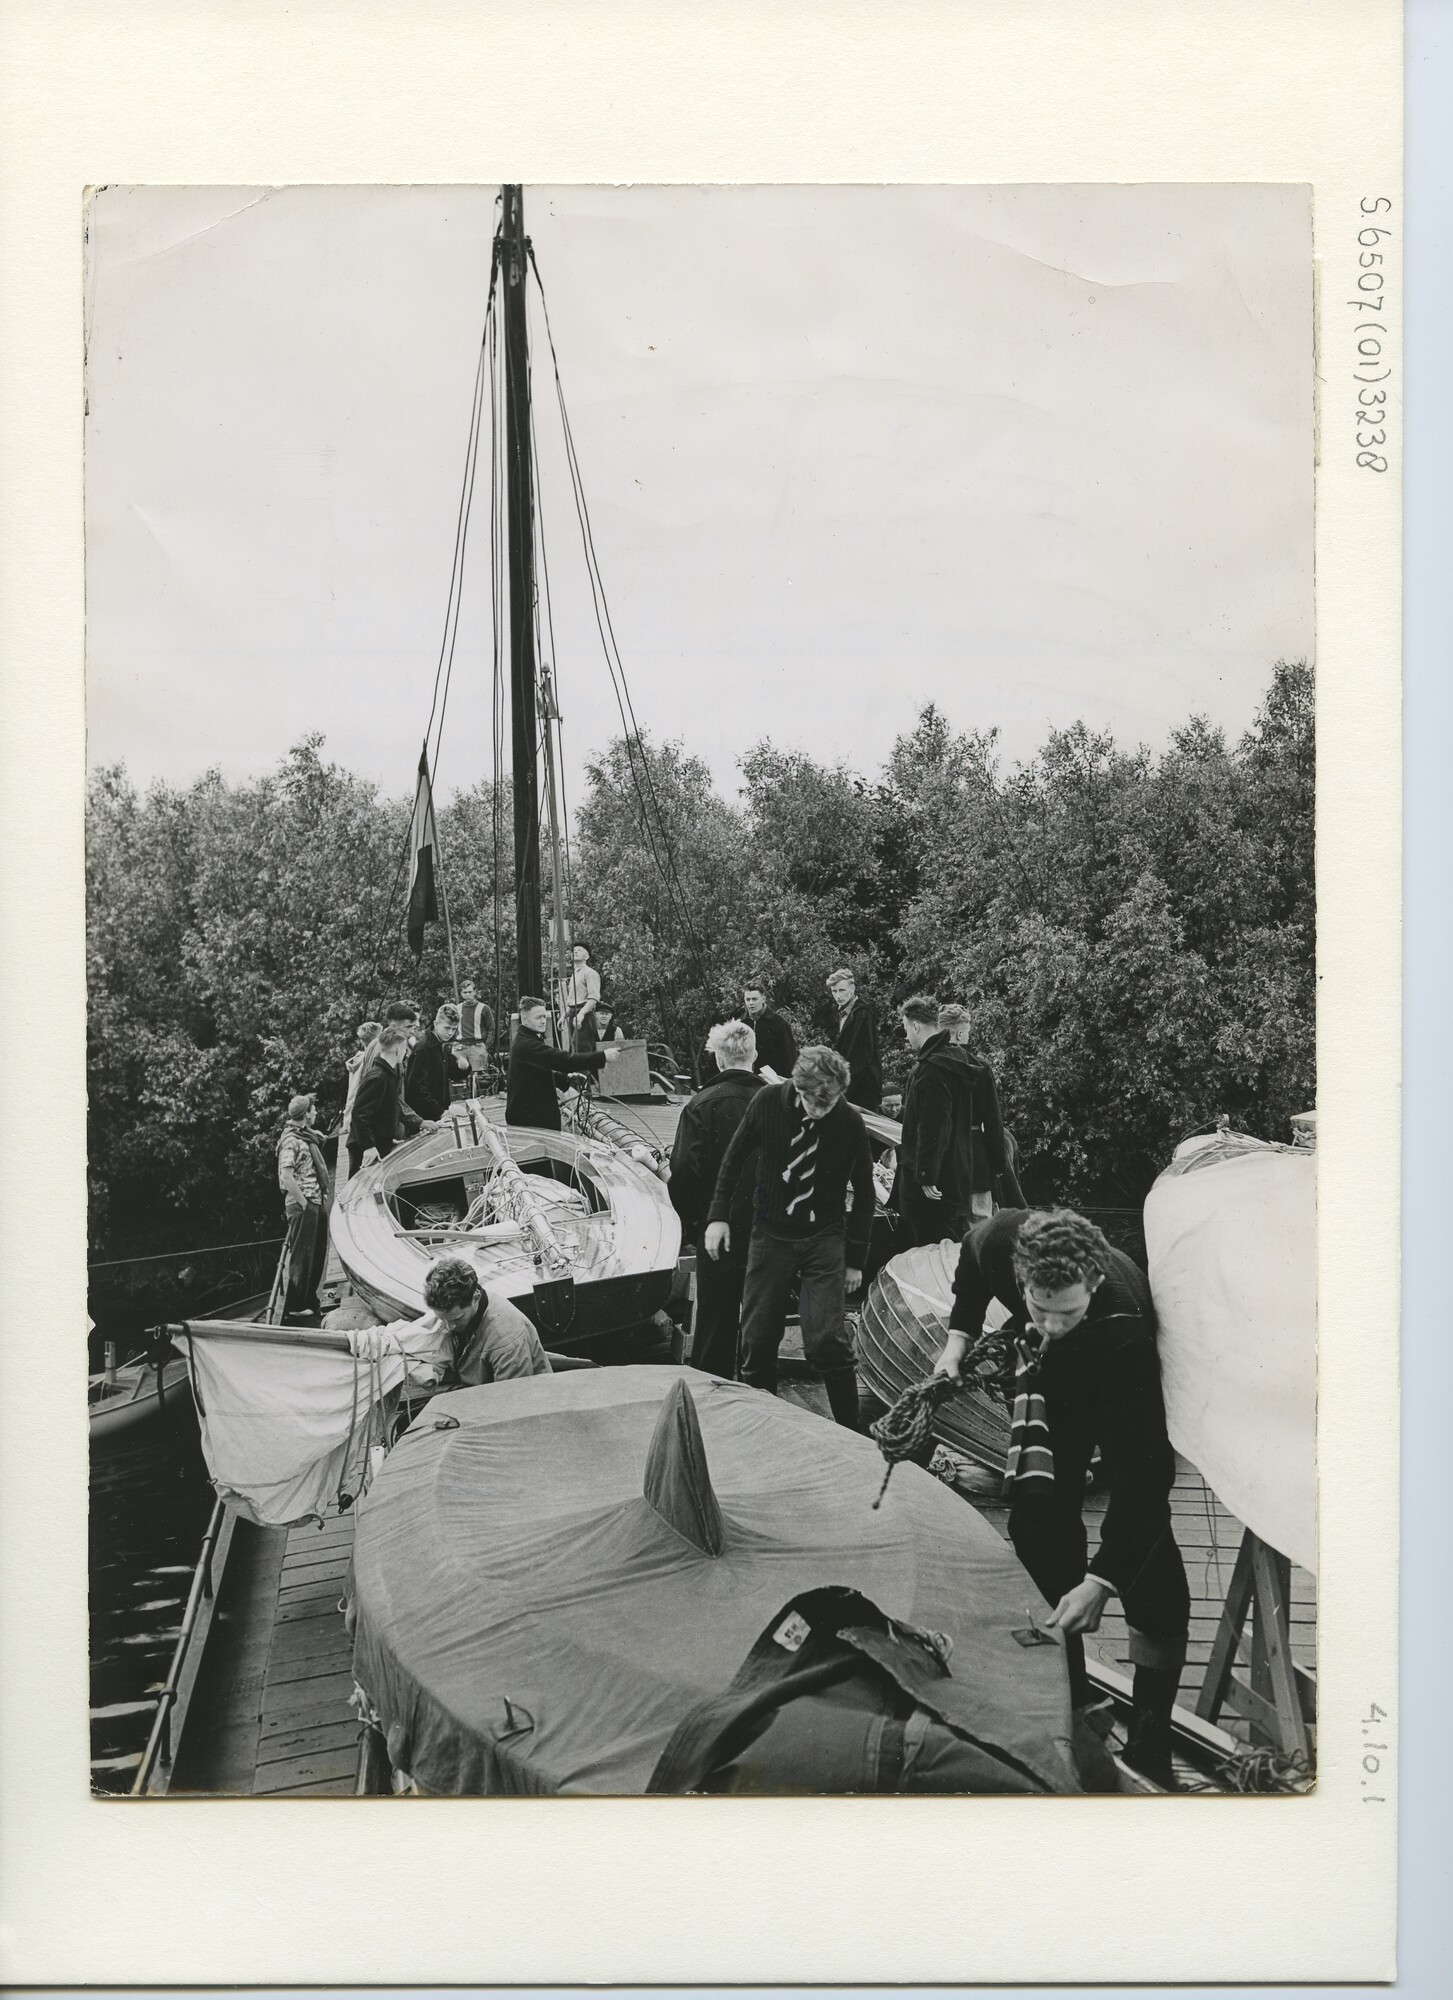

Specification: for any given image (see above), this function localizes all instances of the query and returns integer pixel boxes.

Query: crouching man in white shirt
[347,1253,552,1389]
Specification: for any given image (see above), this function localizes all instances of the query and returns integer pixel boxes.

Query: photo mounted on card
[85,182,1317,1805]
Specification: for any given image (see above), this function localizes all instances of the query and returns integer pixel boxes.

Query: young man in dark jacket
[403,1003,466,1122]
[506,995,613,1131]
[346,1025,437,1176]
[896,994,1023,1245]
[827,968,882,1111]
[670,1018,767,1379]
[706,1045,874,1430]
[935,1207,1190,1787]
[742,980,797,1080]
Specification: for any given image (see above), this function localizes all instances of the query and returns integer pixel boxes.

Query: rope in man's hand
[868,1374,962,1508]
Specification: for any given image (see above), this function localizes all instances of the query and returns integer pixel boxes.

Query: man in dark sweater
[741,980,797,1080]
[936,1207,1190,1786]
[896,994,1024,1245]
[706,1045,875,1429]
[403,1003,467,1122]
[827,967,882,1111]
[670,1018,767,1379]
[506,995,614,1132]
[347,1024,438,1177]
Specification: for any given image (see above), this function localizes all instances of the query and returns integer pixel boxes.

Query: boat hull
[89,1357,193,1445]
[330,1106,681,1350]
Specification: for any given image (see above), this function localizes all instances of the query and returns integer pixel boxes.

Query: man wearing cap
[277,1093,332,1324]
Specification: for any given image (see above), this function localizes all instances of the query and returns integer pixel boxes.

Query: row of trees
[87,662,1313,1260]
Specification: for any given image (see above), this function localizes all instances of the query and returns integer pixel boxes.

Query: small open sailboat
[89,1348,191,1447]
[331,1101,680,1342]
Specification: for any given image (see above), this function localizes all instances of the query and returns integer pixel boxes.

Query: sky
[84,183,1313,810]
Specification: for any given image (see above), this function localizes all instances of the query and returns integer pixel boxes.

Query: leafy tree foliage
[87,664,1313,1260]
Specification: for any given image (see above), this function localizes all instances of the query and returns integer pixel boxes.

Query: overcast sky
[84,183,1313,809]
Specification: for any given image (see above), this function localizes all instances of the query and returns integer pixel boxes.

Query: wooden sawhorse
[1196,1527,1314,1758]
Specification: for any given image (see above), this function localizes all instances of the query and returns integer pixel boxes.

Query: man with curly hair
[347,1256,552,1389]
[935,1207,1190,1787]
[706,1044,875,1430]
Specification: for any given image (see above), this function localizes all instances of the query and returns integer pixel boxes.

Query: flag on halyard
[406,747,440,959]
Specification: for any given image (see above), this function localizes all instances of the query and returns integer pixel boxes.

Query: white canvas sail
[1144,1139,1316,1569]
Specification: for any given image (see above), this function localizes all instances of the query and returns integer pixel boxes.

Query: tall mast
[502,185,543,1001]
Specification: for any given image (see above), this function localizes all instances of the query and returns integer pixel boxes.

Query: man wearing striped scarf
[935,1208,1190,1788]
[705,1045,875,1430]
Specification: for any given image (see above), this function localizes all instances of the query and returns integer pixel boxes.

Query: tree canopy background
[87,662,1313,1271]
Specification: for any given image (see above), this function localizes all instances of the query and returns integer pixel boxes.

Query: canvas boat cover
[1144,1135,1316,1569]
[349,1366,1080,1795]
[858,1242,1013,1471]
[183,1324,438,1527]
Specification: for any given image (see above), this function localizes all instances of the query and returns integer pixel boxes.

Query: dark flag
[406,747,440,959]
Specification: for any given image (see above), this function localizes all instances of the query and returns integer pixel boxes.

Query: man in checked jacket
[705,1044,875,1430]
[935,1207,1190,1787]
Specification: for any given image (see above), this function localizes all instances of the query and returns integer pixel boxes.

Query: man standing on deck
[506,995,616,1132]
[704,1045,874,1430]
[558,942,602,1042]
[935,1001,1026,1213]
[669,1018,766,1379]
[456,979,495,1086]
[934,1207,1190,1787]
[277,1093,331,1323]
[827,968,882,1112]
[404,1002,466,1122]
[347,1024,439,1176]
[742,979,797,1081]
[897,995,1024,1246]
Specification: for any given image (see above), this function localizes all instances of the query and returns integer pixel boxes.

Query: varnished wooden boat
[89,1352,192,1445]
[330,1099,681,1349]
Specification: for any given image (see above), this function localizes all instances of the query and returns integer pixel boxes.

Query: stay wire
[421,238,500,765]
[526,245,717,1010]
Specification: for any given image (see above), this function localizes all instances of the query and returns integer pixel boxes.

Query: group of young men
[669,976,1190,1786]
[278,960,1190,1784]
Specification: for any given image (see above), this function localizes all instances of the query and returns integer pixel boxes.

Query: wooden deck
[170,1367,1309,1796]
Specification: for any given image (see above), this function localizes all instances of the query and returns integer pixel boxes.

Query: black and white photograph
[84,182,1318,1803]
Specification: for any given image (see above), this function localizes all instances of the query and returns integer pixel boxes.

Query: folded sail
[1144,1139,1316,1569]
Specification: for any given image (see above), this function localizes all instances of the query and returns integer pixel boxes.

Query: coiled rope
[868,1374,962,1509]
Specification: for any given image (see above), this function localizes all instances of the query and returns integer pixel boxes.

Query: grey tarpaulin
[349,1366,1079,1794]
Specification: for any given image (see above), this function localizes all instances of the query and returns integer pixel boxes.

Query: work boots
[821,1367,862,1431]
[1120,1664,1182,1790]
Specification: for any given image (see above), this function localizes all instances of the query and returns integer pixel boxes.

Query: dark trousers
[283,1200,328,1316]
[1009,1492,1190,1707]
[691,1248,747,1379]
[739,1226,855,1393]
[900,1187,973,1250]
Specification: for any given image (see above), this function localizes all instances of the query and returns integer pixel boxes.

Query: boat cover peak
[641,1375,725,1556]
[348,1366,1081,1794]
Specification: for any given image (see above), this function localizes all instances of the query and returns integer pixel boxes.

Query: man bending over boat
[934,1207,1190,1787]
[346,1254,551,1388]
[507,994,616,1131]
[704,1045,874,1431]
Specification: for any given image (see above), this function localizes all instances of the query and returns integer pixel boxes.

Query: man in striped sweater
[705,1045,875,1430]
